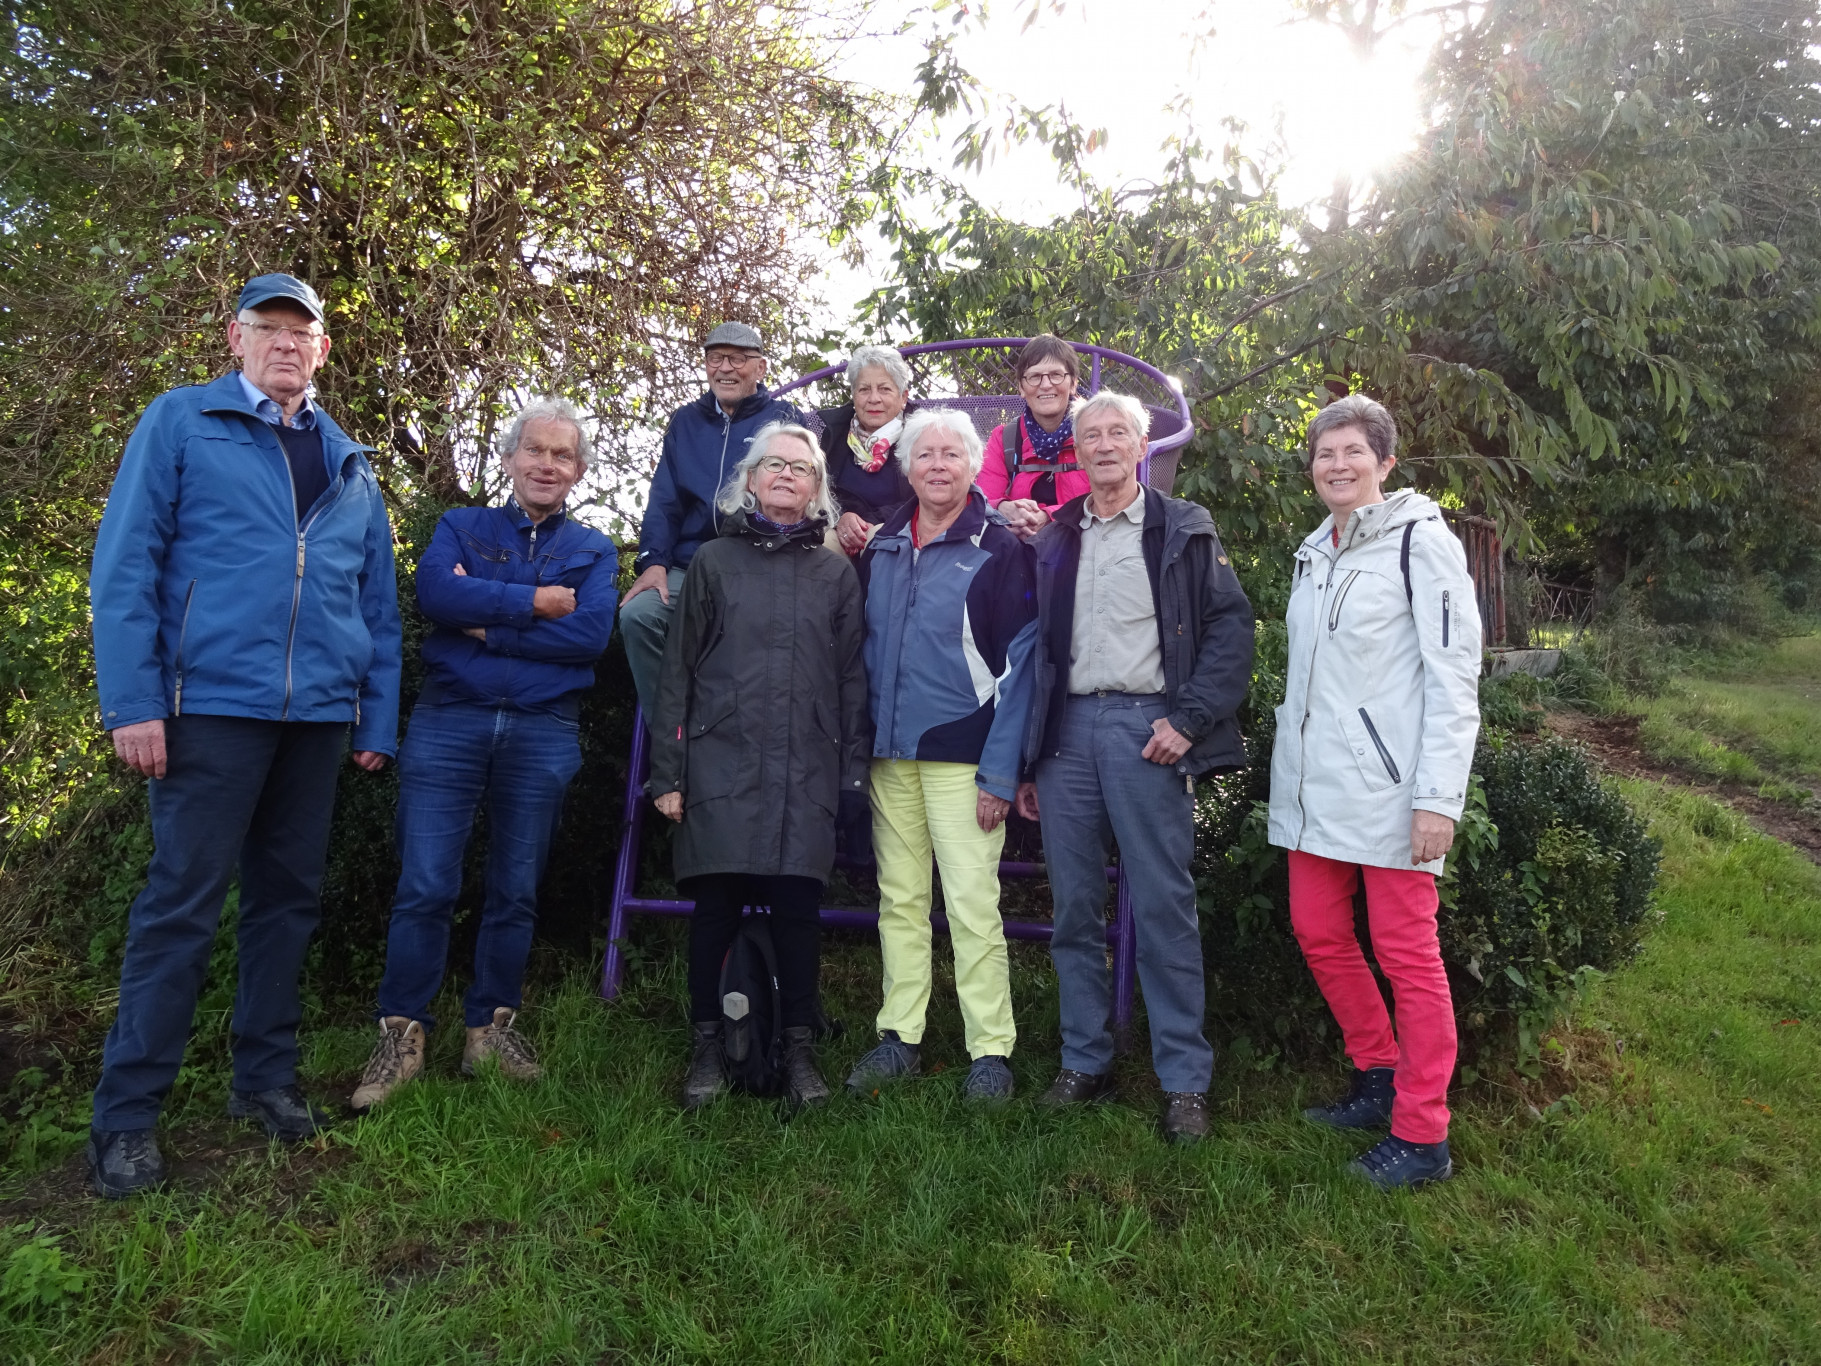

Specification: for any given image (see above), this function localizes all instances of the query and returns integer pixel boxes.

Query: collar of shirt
[505,496,567,532]
[236,369,317,430]
[1078,489,1146,529]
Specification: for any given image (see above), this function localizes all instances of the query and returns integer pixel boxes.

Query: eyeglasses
[757,456,818,478]
[706,352,762,372]
[1020,369,1075,390]
[240,321,324,346]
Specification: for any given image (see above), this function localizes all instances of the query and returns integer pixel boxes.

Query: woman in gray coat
[649,423,871,1110]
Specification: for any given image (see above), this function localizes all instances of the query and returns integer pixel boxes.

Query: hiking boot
[1303,1066,1396,1131]
[1037,1068,1115,1108]
[1160,1091,1212,1144]
[351,1016,426,1112]
[462,1007,543,1081]
[781,1025,831,1109]
[681,1021,728,1110]
[229,1085,333,1142]
[844,1029,920,1094]
[1348,1134,1453,1190]
[963,1055,1015,1103]
[87,1128,165,1200]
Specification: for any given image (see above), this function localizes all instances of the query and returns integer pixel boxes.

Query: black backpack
[718,914,842,1097]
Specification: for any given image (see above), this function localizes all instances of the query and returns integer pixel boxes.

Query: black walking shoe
[681,1021,728,1110]
[781,1026,831,1109]
[87,1128,166,1200]
[1348,1134,1453,1190]
[844,1030,920,1094]
[1037,1068,1116,1108]
[228,1085,333,1142]
[1160,1091,1212,1144]
[1303,1066,1396,1130]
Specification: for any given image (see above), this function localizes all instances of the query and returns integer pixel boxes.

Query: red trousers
[1288,850,1457,1143]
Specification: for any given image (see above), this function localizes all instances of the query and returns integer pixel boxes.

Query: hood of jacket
[722,508,832,552]
[1302,488,1440,559]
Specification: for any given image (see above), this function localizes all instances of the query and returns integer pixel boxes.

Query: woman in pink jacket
[977,335,1089,540]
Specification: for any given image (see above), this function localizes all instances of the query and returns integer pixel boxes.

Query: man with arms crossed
[88,273,401,1197]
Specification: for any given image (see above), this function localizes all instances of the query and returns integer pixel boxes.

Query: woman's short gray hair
[897,406,985,478]
[715,421,839,525]
[500,397,593,473]
[1073,391,1152,446]
[845,345,911,393]
[1306,394,1397,468]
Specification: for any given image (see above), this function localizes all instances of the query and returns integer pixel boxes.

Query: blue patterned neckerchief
[1022,405,1074,465]
[751,511,812,537]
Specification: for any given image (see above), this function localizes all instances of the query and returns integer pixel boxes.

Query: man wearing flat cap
[85,272,402,1197]
[619,322,801,721]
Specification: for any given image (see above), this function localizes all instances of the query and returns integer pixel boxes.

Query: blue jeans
[1035,693,1213,1093]
[375,702,582,1030]
[92,715,347,1132]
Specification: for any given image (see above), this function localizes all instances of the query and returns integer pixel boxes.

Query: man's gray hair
[500,397,594,473]
[1074,391,1152,446]
[715,422,839,525]
[1306,394,1396,468]
[897,406,985,478]
[845,345,912,393]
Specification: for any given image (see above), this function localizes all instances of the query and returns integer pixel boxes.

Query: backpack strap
[1401,521,1416,605]
[1003,415,1022,483]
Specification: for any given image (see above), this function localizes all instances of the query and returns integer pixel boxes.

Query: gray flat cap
[703,322,766,354]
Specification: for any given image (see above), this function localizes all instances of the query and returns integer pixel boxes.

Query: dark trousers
[91,715,347,1132]
[681,874,823,1028]
[375,702,582,1030]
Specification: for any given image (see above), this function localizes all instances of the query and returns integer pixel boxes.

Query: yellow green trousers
[869,759,1016,1059]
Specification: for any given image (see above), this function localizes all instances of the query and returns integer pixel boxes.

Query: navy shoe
[962,1055,1015,1103]
[1348,1134,1453,1190]
[87,1128,166,1200]
[1303,1066,1396,1130]
[844,1030,920,1094]
[228,1085,333,1142]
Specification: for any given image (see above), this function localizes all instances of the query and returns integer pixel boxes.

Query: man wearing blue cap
[85,272,402,1197]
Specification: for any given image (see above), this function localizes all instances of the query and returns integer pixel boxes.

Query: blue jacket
[856,489,1039,800]
[90,371,402,753]
[634,386,801,573]
[415,501,617,717]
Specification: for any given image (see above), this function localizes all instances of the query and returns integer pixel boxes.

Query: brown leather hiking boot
[351,1017,426,1111]
[782,1025,830,1108]
[462,1008,543,1081]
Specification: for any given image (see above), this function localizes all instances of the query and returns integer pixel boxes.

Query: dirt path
[1545,709,1821,863]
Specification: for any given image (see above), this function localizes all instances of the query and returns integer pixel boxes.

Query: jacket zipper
[1359,706,1401,784]
[1442,590,1451,648]
[282,469,337,720]
[1293,551,1336,832]
[173,579,197,715]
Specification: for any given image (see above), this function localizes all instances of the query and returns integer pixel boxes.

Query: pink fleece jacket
[977,419,1092,514]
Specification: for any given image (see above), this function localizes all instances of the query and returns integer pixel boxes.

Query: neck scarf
[751,510,811,537]
[848,412,905,474]
[1022,406,1074,465]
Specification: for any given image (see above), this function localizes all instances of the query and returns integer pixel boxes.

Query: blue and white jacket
[856,489,1038,800]
[415,501,618,719]
[90,371,402,754]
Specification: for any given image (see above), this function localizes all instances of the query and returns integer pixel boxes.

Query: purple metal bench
[599,340,1197,1037]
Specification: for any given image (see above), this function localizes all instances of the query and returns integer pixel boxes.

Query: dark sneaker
[844,1030,920,1094]
[781,1026,831,1109]
[228,1085,333,1142]
[963,1055,1015,1103]
[88,1128,166,1200]
[680,1021,728,1110]
[1303,1066,1396,1131]
[462,1007,543,1081]
[1160,1091,1212,1144]
[1037,1068,1115,1108]
[1348,1135,1453,1190]
[351,1016,427,1111]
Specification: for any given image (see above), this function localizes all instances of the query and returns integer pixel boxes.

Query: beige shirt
[1068,492,1165,695]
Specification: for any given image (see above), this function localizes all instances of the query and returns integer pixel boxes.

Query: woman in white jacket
[1268,394,1482,1190]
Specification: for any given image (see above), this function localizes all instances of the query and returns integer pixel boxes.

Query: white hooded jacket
[1267,489,1483,874]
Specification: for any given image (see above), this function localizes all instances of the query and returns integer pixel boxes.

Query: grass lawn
[3,770,1818,1364]
[1634,635,1821,797]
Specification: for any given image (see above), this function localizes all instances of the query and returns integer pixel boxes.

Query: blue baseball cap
[236,273,325,324]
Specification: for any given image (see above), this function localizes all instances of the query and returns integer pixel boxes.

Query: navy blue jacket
[415,501,617,717]
[856,490,1038,800]
[90,371,402,753]
[634,386,801,573]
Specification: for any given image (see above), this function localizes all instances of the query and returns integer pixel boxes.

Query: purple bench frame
[599,340,1197,1036]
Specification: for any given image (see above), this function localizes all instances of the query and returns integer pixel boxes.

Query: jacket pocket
[172,579,198,715]
[1327,570,1361,632]
[1339,706,1402,793]
[683,693,742,802]
[541,548,603,585]
[1442,590,1451,649]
